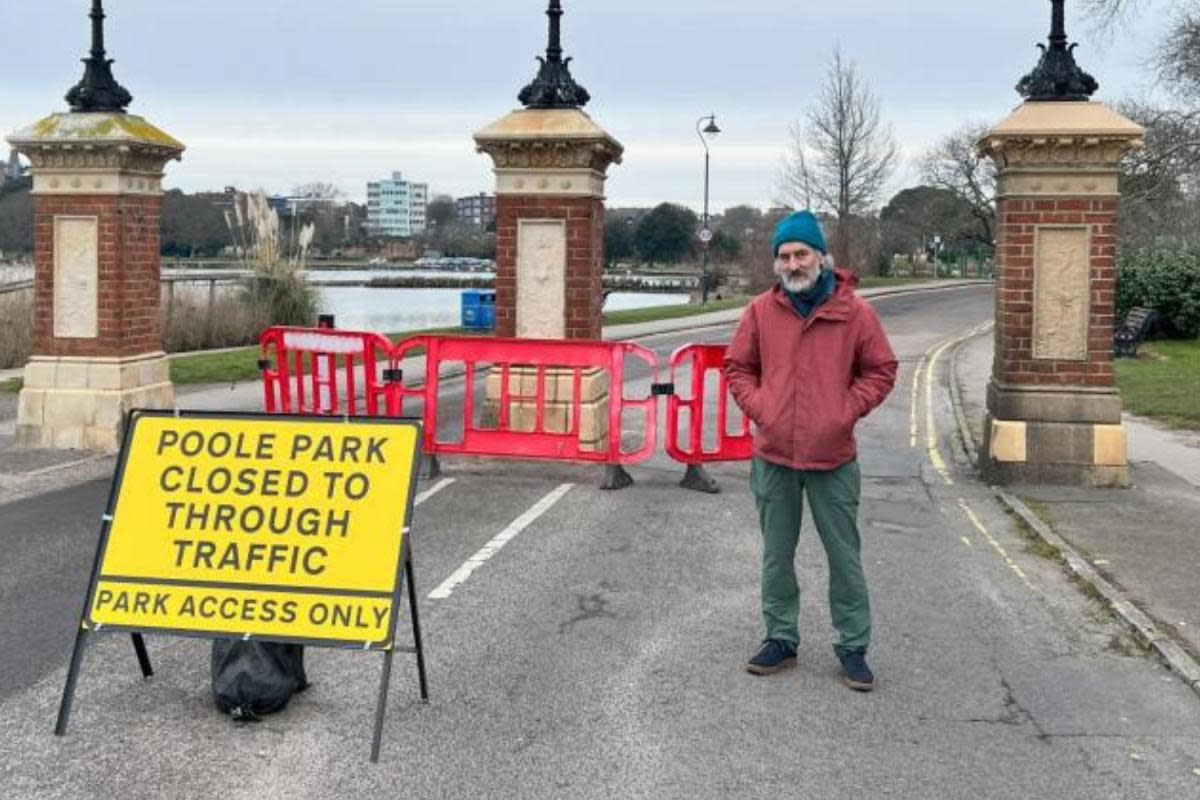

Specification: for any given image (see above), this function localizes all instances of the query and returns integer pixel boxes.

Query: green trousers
[750,457,871,653]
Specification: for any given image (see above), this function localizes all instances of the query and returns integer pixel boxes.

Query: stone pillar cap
[982,101,1143,147]
[7,112,184,159]
[475,107,623,171]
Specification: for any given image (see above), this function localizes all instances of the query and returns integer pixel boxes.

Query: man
[724,210,897,691]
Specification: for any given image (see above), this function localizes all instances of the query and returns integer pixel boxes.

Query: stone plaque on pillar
[979,101,1143,487]
[53,216,100,339]
[1032,226,1091,361]
[516,219,568,339]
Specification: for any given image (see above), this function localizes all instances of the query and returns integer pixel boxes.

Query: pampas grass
[225,190,319,327]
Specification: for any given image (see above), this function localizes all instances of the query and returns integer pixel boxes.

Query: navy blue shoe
[837,648,875,691]
[746,639,797,675]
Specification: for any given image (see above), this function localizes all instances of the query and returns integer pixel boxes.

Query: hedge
[1115,246,1200,338]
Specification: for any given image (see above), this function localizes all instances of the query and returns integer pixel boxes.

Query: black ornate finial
[1017,0,1099,101]
[518,0,591,109]
[65,0,133,113]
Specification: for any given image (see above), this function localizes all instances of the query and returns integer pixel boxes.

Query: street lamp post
[696,114,720,305]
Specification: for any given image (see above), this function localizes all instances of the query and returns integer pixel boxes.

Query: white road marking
[414,477,455,506]
[428,483,574,600]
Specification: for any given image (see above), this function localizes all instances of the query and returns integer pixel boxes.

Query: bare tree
[1082,0,1139,28]
[1086,0,1200,99]
[1082,1,1200,244]
[919,122,997,248]
[1154,9,1200,101]
[291,182,344,201]
[1115,100,1200,243]
[776,49,897,266]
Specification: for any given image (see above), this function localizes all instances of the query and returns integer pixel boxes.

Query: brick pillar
[7,112,184,452]
[492,195,607,339]
[475,108,622,340]
[979,102,1143,487]
[473,109,623,452]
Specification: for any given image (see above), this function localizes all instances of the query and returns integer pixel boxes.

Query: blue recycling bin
[461,289,496,330]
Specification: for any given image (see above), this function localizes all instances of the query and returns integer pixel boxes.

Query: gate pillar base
[16,353,173,453]
[482,366,610,453]
[979,382,1129,488]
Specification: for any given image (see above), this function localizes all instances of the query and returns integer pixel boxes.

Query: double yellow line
[910,323,991,482]
[910,323,1037,591]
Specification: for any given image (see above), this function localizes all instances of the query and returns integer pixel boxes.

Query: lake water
[0,262,694,333]
[0,263,33,283]
[313,286,691,331]
[163,267,691,333]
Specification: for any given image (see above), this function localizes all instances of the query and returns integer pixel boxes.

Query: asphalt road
[2,284,1199,799]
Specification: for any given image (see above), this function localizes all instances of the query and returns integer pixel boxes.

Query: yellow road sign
[86,412,421,648]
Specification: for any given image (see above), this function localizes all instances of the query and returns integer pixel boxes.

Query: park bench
[1114,306,1159,358]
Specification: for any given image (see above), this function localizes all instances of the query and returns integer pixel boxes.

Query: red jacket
[724,270,898,470]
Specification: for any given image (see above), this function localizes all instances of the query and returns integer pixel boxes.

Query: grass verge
[601,296,749,326]
[2,377,21,394]
[170,346,265,386]
[1114,340,1200,430]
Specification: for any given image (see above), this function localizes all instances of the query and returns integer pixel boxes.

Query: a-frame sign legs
[56,631,157,736]
[406,554,429,702]
[370,649,394,764]
[132,633,154,678]
[54,629,89,736]
[369,549,430,763]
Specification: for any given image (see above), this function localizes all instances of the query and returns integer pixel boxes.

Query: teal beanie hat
[772,210,827,256]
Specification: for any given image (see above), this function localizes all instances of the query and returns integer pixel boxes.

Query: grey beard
[778,270,818,293]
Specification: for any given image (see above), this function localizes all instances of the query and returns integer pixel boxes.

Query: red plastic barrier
[664,343,752,464]
[260,326,397,416]
[390,334,658,465]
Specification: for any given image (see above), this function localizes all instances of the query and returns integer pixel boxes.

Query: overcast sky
[0,1,1176,211]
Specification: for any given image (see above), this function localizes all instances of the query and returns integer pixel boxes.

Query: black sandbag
[211,639,308,720]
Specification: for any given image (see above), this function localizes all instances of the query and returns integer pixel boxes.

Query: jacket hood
[833,267,860,292]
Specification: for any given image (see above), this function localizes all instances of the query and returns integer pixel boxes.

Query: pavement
[954,328,1200,680]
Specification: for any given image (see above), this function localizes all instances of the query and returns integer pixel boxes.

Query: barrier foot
[420,453,442,482]
[600,464,634,491]
[680,464,720,494]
